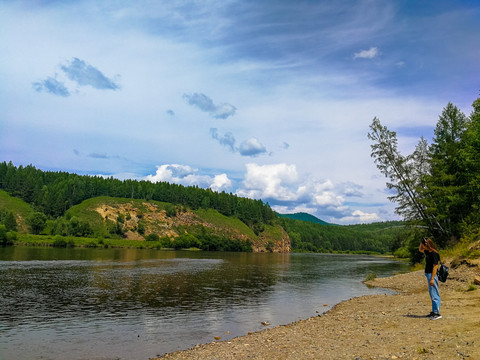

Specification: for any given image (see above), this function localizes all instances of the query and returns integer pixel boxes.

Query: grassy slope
[0,189,34,232]
[64,196,285,250]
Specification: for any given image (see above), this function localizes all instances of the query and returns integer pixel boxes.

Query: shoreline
[155,263,479,360]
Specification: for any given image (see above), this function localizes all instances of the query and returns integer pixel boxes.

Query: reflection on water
[0,247,409,360]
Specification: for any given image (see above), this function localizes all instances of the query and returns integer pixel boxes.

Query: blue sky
[1,0,479,224]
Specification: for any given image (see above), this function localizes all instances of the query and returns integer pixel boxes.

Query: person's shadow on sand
[405,314,428,319]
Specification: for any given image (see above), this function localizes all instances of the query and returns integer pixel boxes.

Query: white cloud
[144,164,231,191]
[238,138,267,157]
[237,163,298,201]
[337,210,381,224]
[210,173,232,192]
[353,47,380,59]
[313,191,344,207]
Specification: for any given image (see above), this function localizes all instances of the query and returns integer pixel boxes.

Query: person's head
[423,237,437,251]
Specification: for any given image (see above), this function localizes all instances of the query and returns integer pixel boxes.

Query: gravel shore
[154,262,479,360]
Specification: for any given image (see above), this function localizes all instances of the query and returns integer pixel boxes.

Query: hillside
[277,212,330,225]
[0,189,34,233]
[65,196,290,252]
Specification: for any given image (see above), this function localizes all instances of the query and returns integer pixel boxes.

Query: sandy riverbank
[154,262,479,360]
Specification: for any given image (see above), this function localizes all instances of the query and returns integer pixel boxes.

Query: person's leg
[426,273,441,314]
[431,275,441,314]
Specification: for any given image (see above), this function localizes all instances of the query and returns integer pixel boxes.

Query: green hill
[278,212,331,225]
[0,189,34,233]
[63,196,289,252]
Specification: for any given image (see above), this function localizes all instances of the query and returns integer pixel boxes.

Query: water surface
[0,247,409,360]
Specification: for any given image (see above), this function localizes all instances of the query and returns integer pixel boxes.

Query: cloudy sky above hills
[1,0,479,224]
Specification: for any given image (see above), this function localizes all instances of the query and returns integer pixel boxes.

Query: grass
[365,272,377,281]
[15,234,173,250]
[440,239,480,260]
[0,189,34,232]
[194,208,257,238]
[466,283,477,292]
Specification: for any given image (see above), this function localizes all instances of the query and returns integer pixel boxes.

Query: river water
[0,247,409,360]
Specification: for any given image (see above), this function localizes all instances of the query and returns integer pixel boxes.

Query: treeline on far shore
[1,161,414,258]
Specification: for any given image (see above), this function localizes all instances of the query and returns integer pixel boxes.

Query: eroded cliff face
[254,226,291,253]
[94,201,290,253]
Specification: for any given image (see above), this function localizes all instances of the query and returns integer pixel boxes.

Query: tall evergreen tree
[425,103,469,244]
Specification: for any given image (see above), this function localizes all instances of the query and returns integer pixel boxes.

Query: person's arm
[419,242,425,253]
[430,264,438,286]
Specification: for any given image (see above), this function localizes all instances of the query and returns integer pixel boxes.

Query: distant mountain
[277,212,330,225]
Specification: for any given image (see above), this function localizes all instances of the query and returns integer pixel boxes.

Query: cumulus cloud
[32,77,70,97]
[237,163,299,201]
[211,173,232,192]
[32,58,120,96]
[238,138,268,157]
[210,128,268,157]
[183,92,236,119]
[236,163,379,224]
[353,47,380,59]
[337,210,381,224]
[144,164,232,192]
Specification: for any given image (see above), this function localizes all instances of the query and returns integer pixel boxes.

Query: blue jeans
[425,272,441,314]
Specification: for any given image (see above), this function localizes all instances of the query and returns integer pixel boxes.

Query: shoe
[430,313,442,320]
[426,311,435,318]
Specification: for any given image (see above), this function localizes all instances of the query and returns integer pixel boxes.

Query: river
[0,247,409,360]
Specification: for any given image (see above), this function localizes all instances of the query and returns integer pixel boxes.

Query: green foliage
[0,224,7,245]
[0,224,17,246]
[137,220,145,235]
[172,233,201,249]
[282,218,410,254]
[108,220,124,236]
[164,203,176,217]
[365,272,377,281]
[26,212,47,235]
[466,283,477,292]
[145,233,160,242]
[369,95,480,251]
[393,246,409,258]
[52,235,75,247]
[0,189,34,232]
[277,212,330,225]
[1,211,18,231]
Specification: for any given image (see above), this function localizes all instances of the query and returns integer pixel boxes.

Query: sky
[1,0,479,225]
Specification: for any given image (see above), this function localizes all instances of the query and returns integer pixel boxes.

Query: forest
[368,94,480,261]
[0,161,275,231]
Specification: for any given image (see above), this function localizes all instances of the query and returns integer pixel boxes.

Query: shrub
[165,204,176,218]
[52,235,67,247]
[365,272,377,281]
[145,233,160,242]
[393,246,410,258]
[26,212,47,235]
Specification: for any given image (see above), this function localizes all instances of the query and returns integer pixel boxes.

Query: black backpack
[437,262,449,283]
